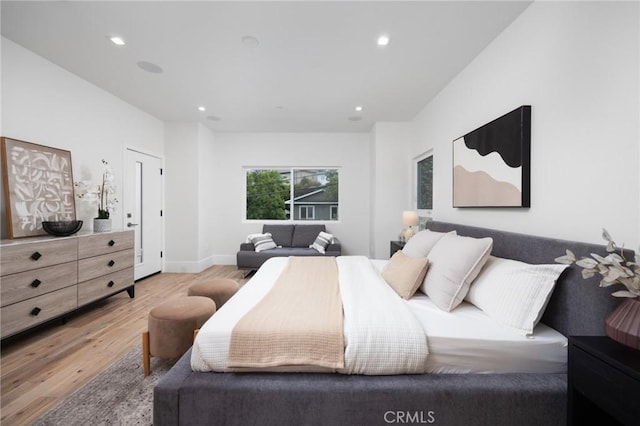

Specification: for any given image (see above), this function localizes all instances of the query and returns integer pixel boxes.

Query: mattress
[370,259,568,374]
[191,257,567,375]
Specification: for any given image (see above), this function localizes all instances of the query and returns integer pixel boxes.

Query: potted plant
[556,229,640,349]
[75,159,118,232]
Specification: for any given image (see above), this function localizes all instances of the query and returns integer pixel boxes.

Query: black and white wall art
[453,106,531,208]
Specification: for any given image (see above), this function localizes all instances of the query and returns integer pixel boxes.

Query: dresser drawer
[78,249,135,282]
[0,239,77,276]
[0,285,77,338]
[78,231,134,259]
[0,262,77,307]
[78,267,134,306]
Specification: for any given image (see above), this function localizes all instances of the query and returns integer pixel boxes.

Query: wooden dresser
[0,230,135,339]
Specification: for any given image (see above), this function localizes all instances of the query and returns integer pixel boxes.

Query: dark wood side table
[568,336,640,426]
[390,241,405,257]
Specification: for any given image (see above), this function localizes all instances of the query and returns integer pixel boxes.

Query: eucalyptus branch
[555,228,639,299]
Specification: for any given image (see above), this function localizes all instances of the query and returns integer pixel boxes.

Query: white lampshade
[402,210,419,226]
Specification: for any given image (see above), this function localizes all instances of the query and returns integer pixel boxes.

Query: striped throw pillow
[249,233,277,252]
[310,231,334,254]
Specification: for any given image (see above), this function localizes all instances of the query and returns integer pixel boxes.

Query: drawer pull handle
[108,240,115,247]
[31,279,42,288]
[31,251,42,261]
[108,260,116,267]
[107,280,115,288]
[31,307,42,316]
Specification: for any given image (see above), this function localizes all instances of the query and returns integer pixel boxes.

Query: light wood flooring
[0,265,248,425]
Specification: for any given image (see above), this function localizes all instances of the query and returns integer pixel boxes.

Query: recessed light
[355,106,363,112]
[377,35,390,46]
[198,106,206,112]
[241,36,259,47]
[137,61,163,74]
[108,36,125,46]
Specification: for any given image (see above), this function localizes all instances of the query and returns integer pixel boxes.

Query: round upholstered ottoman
[188,278,239,309]
[142,296,215,376]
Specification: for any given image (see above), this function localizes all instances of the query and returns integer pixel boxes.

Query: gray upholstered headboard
[426,221,634,337]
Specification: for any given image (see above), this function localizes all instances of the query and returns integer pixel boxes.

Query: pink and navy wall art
[452,106,531,208]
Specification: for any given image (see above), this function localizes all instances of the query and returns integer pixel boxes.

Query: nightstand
[390,241,405,257]
[568,336,640,426]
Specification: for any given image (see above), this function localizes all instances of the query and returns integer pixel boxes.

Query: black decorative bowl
[42,220,83,237]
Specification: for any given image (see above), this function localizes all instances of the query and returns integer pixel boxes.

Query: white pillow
[402,229,456,258]
[310,231,334,254]
[245,233,264,244]
[421,233,493,312]
[249,233,277,252]
[466,256,569,336]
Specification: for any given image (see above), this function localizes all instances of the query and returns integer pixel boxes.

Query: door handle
[127,222,139,227]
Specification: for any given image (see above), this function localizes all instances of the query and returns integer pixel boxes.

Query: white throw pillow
[382,251,430,299]
[466,256,569,336]
[249,233,277,252]
[421,233,493,312]
[245,233,264,244]
[402,229,456,258]
[310,231,334,254]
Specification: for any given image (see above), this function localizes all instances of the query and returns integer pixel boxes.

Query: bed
[154,221,629,426]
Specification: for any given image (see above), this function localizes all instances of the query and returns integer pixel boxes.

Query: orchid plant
[75,159,118,219]
[555,229,640,298]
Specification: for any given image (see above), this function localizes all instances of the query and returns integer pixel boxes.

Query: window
[416,152,433,210]
[245,168,339,221]
[298,205,315,220]
[330,205,339,220]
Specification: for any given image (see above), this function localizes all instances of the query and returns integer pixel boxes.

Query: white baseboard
[163,254,237,273]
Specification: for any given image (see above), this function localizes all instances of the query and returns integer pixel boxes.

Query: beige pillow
[382,251,430,299]
[421,233,493,311]
[402,229,456,258]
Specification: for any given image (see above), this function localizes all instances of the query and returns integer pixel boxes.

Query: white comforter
[191,256,429,375]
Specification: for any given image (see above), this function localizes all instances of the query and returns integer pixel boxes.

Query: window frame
[413,149,434,219]
[243,166,340,223]
[298,205,315,220]
[330,205,339,220]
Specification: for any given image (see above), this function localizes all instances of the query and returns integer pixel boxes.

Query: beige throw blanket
[228,257,345,369]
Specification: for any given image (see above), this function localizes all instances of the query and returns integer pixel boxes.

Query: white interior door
[124,148,163,280]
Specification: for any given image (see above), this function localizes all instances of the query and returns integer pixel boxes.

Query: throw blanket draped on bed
[228,257,345,369]
[190,256,429,375]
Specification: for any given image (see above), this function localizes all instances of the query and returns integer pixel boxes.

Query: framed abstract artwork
[1,137,76,238]
[452,106,531,208]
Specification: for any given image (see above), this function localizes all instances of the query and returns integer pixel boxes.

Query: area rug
[34,345,177,426]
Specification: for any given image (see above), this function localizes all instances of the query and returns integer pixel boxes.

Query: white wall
[164,122,200,271]
[198,124,217,266]
[370,122,413,259]
[210,133,372,264]
[0,37,164,238]
[408,1,639,251]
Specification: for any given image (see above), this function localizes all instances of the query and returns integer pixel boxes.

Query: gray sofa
[236,224,341,272]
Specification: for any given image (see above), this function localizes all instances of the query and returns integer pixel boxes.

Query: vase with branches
[556,229,640,350]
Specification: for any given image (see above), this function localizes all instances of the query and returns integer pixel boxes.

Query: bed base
[155,348,566,426]
[154,221,633,426]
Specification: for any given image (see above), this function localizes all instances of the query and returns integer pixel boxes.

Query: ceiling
[1,1,531,133]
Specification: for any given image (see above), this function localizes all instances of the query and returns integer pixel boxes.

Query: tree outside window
[245,168,339,221]
[417,155,433,210]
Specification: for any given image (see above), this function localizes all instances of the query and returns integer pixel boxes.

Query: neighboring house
[286,186,338,221]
